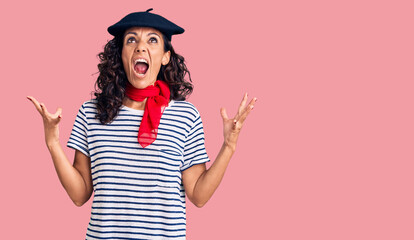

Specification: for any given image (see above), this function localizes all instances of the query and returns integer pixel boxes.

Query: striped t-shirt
[67,99,210,239]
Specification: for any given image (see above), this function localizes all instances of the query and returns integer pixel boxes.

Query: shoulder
[73,99,98,121]
[81,99,98,109]
[169,100,201,121]
[75,99,98,114]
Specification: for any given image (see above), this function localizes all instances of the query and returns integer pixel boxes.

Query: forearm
[47,142,89,206]
[192,142,235,207]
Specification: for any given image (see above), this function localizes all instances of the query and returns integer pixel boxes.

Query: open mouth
[133,58,149,77]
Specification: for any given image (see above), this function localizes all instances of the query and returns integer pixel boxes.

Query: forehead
[123,27,163,37]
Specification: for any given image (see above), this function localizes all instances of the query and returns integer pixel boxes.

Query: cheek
[151,51,165,66]
[121,49,130,69]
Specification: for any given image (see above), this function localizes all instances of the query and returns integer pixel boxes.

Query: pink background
[1,0,413,239]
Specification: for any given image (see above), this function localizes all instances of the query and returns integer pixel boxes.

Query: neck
[123,97,147,110]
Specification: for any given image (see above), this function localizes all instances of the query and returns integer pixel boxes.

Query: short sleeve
[67,103,90,157]
[181,111,210,171]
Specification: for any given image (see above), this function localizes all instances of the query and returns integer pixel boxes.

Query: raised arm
[182,93,257,207]
[27,96,93,206]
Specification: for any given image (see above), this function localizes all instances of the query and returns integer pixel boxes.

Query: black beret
[107,8,184,41]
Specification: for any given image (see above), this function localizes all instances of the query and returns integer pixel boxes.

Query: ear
[162,50,171,66]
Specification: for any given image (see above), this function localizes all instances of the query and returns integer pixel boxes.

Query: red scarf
[125,80,170,148]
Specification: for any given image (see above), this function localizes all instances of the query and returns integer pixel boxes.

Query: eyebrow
[124,32,161,38]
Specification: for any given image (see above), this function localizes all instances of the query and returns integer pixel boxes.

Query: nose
[135,41,146,53]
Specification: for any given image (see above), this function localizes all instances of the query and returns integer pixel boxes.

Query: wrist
[46,139,60,151]
[222,141,236,153]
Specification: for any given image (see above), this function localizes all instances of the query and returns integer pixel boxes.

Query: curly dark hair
[93,33,193,124]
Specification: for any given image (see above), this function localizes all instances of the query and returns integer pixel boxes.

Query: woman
[28,9,256,239]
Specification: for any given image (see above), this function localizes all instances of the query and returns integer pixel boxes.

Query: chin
[128,77,156,89]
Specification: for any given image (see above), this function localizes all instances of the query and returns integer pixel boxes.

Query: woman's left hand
[220,93,257,151]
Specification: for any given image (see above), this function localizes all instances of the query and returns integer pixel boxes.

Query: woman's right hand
[27,96,63,148]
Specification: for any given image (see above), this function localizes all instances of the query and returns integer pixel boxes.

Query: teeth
[135,58,148,64]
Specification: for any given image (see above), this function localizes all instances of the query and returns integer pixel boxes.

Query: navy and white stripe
[67,99,210,240]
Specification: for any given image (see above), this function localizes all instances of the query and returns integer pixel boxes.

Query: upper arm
[73,150,93,202]
[182,163,206,202]
[180,103,210,204]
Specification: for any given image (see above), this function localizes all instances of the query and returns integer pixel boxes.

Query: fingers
[27,96,43,114]
[53,107,63,119]
[220,107,229,121]
[39,102,49,114]
[27,96,61,119]
[235,93,249,119]
[234,96,257,126]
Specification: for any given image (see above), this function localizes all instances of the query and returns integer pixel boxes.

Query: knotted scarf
[125,80,170,148]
